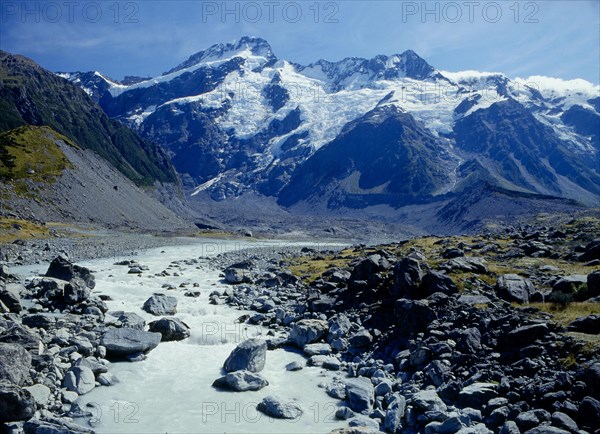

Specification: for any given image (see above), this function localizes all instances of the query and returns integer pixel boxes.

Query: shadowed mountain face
[40,37,600,230]
[0,51,177,186]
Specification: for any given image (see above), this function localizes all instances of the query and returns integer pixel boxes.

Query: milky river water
[16,239,348,433]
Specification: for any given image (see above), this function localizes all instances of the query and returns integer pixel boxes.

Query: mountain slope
[0,51,177,186]
[62,37,600,231]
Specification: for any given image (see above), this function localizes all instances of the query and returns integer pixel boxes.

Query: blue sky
[1,0,599,83]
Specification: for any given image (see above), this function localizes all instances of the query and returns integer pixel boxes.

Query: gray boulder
[45,255,95,288]
[63,366,95,395]
[588,270,600,298]
[458,382,498,408]
[0,343,31,385]
[395,299,436,335]
[224,268,251,284]
[100,327,161,357]
[0,381,36,423]
[148,317,191,341]
[23,384,51,406]
[496,274,533,304]
[552,275,587,299]
[212,370,269,391]
[385,394,407,433]
[303,343,332,356]
[345,377,375,413]
[411,389,447,413]
[112,311,146,330]
[256,395,303,419]
[289,319,328,347]
[224,339,267,373]
[142,294,177,316]
[0,283,22,313]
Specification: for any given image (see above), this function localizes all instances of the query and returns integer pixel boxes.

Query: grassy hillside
[0,51,177,186]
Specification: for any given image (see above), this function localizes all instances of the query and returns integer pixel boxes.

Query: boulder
[289,319,328,347]
[587,270,600,298]
[24,418,94,434]
[0,381,36,422]
[503,323,549,348]
[45,255,95,288]
[0,343,31,385]
[100,327,161,357]
[349,329,373,348]
[0,323,41,352]
[551,411,578,433]
[578,396,600,430]
[303,343,332,356]
[421,272,458,297]
[64,278,90,305]
[568,315,600,334]
[384,395,406,433]
[112,311,146,330]
[496,274,533,304]
[63,366,95,395]
[22,313,57,329]
[579,239,600,262]
[411,389,447,413]
[444,257,487,274]
[257,395,303,419]
[394,299,435,335]
[223,339,267,373]
[148,317,191,341]
[522,428,570,434]
[348,415,380,430]
[142,294,177,316]
[457,327,482,354]
[393,257,424,298]
[212,370,269,391]
[0,283,22,313]
[23,384,51,406]
[351,254,387,281]
[458,383,498,408]
[344,377,374,413]
[551,275,587,300]
[224,268,251,284]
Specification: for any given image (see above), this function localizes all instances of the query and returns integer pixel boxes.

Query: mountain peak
[165,36,275,75]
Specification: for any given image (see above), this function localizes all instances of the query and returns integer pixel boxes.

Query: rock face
[223,339,267,373]
[256,395,303,419]
[344,378,375,413]
[0,381,36,423]
[63,366,95,395]
[45,255,95,288]
[289,319,328,347]
[496,274,533,304]
[100,327,161,357]
[0,343,31,385]
[142,294,178,316]
[212,370,269,391]
[148,317,191,341]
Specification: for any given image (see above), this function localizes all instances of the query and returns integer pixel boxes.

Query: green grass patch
[0,125,75,188]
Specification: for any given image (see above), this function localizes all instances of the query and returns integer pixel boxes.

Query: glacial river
[17,239,348,433]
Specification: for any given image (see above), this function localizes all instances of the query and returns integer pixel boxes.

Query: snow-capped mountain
[61,36,599,227]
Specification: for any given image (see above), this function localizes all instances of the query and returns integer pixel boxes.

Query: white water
[16,239,348,433]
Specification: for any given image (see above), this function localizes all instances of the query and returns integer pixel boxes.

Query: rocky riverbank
[209,216,600,433]
[1,215,600,433]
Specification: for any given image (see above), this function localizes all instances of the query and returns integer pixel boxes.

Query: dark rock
[349,329,373,348]
[112,311,146,330]
[0,343,31,386]
[394,299,436,335]
[551,275,587,300]
[345,378,374,413]
[587,270,600,298]
[568,315,600,334]
[457,327,482,354]
[212,370,269,391]
[100,327,161,357]
[442,248,464,259]
[257,395,303,419]
[393,257,425,298]
[45,255,95,288]
[64,278,91,305]
[577,396,600,430]
[504,323,549,348]
[516,410,540,430]
[579,239,600,262]
[496,274,534,304]
[223,339,267,373]
[0,323,41,352]
[499,421,520,434]
[0,381,36,423]
[142,294,177,316]
[443,257,487,274]
[421,272,458,297]
[351,254,387,281]
[148,317,191,341]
